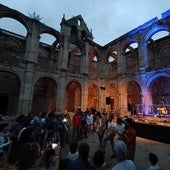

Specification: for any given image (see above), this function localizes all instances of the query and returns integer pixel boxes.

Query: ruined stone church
[0,4,170,117]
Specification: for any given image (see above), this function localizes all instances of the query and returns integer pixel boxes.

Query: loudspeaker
[106,97,111,105]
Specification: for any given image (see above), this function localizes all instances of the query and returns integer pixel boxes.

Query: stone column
[56,75,67,112]
[25,20,40,63]
[138,37,148,73]
[82,42,89,75]
[117,42,126,75]
[61,36,69,70]
[19,63,35,114]
[19,20,40,114]
[81,80,88,111]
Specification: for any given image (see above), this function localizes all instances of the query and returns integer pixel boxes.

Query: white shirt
[149,163,160,170]
[111,160,137,170]
[117,123,125,135]
[86,114,93,125]
[67,151,79,160]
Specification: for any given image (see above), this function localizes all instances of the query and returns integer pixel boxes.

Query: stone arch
[122,40,139,74]
[146,72,170,88]
[108,84,119,111]
[39,27,63,45]
[65,81,82,112]
[89,50,99,79]
[145,25,170,43]
[149,76,170,115]
[89,50,99,63]
[0,71,21,115]
[127,80,142,113]
[88,84,99,110]
[0,6,30,32]
[107,49,118,62]
[32,77,57,114]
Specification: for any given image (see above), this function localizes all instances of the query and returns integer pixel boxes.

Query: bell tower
[60,14,93,42]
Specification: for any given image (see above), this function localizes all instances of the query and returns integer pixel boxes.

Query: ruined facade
[0,4,170,116]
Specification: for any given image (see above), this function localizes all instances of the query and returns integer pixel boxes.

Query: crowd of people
[0,108,161,170]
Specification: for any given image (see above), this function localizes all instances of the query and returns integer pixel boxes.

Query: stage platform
[133,115,170,144]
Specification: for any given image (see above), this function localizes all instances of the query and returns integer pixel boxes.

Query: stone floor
[61,132,170,170]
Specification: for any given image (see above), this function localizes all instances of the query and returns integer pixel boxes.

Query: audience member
[96,112,106,147]
[115,117,125,140]
[111,139,137,170]
[67,140,79,160]
[67,142,93,170]
[101,115,116,158]
[92,149,106,170]
[16,141,61,170]
[148,152,160,170]
[123,118,136,161]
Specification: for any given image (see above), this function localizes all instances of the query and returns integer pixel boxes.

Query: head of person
[114,139,127,161]
[93,149,104,168]
[69,140,78,154]
[109,115,113,121]
[78,142,90,161]
[125,118,134,128]
[117,117,123,124]
[149,152,158,165]
[17,142,41,170]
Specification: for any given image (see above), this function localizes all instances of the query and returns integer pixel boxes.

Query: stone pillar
[19,63,35,114]
[61,36,69,70]
[19,20,40,115]
[82,42,89,75]
[25,20,40,63]
[56,75,66,112]
[117,43,126,75]
[142,87,153,115]
[138,38,148,73]
[119,84,128,115]
[81,80,88,111]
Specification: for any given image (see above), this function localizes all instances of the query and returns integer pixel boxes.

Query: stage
[133,115,170,144]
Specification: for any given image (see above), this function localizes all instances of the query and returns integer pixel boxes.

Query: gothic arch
[109,84,119,110]
[0,71,21,115]
[66,81,82,112]
[146,72,170,88]
[88,84,99,110]
[127,81,142,111]
[0,5,30,32]
[39,27,63,45]
[32,77,57,114]
[145,25,170,43]
[149,76,170,114]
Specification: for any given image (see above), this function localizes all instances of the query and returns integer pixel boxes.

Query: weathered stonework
[0,4,170,117]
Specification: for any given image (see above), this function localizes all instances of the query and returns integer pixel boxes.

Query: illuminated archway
[127,81,142,113]
[88,84,99,110]
[150,76,170,115]
[66,81,82,112]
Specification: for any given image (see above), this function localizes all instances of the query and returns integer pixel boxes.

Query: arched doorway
[0,71,21,115]
[66,81,81,112]
[88,84,99,110]
[127,81,142,114]
[32,77,57,114]
[150,76,170,115]
[110,84,119,111]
